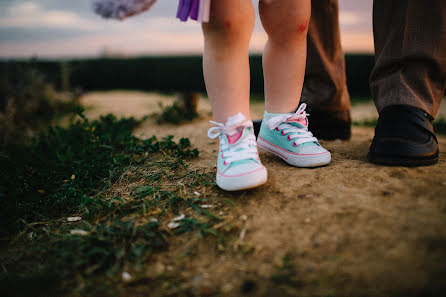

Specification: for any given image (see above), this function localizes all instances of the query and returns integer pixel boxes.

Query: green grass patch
[153,101,199,124]
[0,64,80,147]
[434,116,446,135]
[0,109,235,296]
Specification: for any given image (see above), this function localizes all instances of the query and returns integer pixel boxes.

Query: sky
[0,0,374,59]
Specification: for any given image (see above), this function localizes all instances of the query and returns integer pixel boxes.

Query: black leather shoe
[252,109,351,140]
[307,109,351,140]
[367,105,439,166]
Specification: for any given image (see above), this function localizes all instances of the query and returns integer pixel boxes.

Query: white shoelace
[208,120,259,164]
[265,103,318,146]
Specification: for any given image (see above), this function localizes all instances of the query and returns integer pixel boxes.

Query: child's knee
[202,14,254,44]
[260,2,310,45]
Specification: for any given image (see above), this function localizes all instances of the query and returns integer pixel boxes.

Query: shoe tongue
[287,117,308,128]
[227,128,243,144]
[225,113,250,144]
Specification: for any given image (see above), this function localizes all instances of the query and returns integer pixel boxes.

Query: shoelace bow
[265,103,318,146]
[208,120,259,164]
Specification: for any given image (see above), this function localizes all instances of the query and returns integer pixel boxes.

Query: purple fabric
[178,0,192,21]
[176,0,184,18]
[189,0,199,20]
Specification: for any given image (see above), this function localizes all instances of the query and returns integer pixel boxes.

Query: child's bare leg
[259,0,311,113]
[202,0,255,123]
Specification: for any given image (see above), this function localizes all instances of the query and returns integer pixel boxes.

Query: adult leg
[368,0,446,165]
[302,0,351,140]
[202,0,255,123]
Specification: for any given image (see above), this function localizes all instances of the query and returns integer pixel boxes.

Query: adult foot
[367,105,439,166]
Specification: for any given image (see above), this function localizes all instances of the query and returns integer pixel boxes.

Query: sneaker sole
[367,151,438,167]
[216,166,268,191]
[257,136,331,167]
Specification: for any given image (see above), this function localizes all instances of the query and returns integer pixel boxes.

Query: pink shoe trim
[217,166,265,178]
[258,136,329,156]
[287,117,308,127]
[258,142,288,160]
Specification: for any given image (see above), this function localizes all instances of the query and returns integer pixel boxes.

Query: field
[2,89,445,297]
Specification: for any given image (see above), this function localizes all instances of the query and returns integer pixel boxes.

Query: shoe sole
[367,152,438,167]
[257,137,331,167]
[216,166,268,191]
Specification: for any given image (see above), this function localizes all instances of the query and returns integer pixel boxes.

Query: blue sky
[0,0,373,58]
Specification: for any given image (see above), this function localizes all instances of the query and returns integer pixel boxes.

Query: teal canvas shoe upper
[208,114,262,175]
[257,104,331,167]
[208,113,267,191]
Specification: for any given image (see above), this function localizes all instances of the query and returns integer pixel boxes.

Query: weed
[153,92,200,125]
[352,118,377,127]
[434,116,446,135]
[271,253,303,287]
[0,63,80,147]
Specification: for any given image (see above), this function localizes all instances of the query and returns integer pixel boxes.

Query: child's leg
[259,0,311,113]
[202,0,255,123]
[257,0,330,168]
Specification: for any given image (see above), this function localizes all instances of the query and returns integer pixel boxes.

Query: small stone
[193,191,200,196]
[240,215,248,221]
[241,280,256,293]
[67,216,82,222]
[167,222,180,229]
[28,232,36,241]
[305,218,311,223]
[199,287,213,297]
[70,229,88,236]
[173,214,185,221]
[122,271,132,282]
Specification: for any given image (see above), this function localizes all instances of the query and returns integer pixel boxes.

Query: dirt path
[81,91,446,296]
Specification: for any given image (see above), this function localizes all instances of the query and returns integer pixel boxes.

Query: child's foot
[257,104,331,167]
[208,113,268,191]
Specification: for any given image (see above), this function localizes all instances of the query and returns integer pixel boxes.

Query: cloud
[0,1,98,30]
[339,11,362,26]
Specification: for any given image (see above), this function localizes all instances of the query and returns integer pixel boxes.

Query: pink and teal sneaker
[257,104,331,167]
[208,113,268,191]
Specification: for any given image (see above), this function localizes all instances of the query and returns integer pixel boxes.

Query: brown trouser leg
[301,0,350,113]
[371,0,446,118]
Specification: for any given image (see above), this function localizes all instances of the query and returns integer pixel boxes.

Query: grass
[0,64,80,147]
[353,116,446,135]
[152,92,200,125]
[0,108,236,296]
